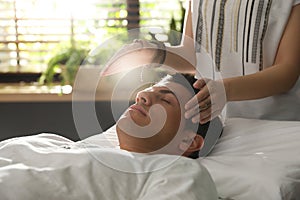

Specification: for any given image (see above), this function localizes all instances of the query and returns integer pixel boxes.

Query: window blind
[0,0,183,74]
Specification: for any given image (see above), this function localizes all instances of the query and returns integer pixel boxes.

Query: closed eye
[158,89,177,105]
[162,99,171,104]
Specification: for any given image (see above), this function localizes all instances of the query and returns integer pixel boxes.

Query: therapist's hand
[184,78,227,124]
[103,39,166,76]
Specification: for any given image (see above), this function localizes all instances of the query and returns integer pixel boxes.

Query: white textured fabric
[294,0,300,5]
[191,0,300,120]
[2,117,300,199]
[201,118,300,200]
[0,134,217,200]
[87,118,300,199]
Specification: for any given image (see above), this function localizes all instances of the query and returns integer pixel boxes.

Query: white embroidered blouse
[191,0,300,120]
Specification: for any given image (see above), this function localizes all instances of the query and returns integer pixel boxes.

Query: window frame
[0,0,184,84]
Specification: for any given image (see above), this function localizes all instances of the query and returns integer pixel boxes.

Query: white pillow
[201,118,300,200]
[84,118,300,199]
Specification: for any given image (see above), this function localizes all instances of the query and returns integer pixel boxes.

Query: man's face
[116,80,193,154]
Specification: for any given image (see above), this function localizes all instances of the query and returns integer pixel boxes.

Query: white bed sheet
[85,118,300,200]
[1,118,300,199]
[0,133,217,200]
[201,118,300,200]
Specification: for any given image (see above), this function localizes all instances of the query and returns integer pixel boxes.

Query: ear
[179,130,204,154]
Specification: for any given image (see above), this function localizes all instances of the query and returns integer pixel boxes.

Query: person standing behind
[163,0,300,123]
[104,0,300,124]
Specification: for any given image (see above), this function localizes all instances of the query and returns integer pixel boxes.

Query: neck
[118,137,153,153]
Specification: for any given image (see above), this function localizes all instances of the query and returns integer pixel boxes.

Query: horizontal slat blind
[0,0,183,74]
[140,0,183,29]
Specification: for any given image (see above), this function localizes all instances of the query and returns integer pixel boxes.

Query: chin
[116,115,148,138]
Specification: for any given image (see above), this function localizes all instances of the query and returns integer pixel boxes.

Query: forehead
[148,81,193,104]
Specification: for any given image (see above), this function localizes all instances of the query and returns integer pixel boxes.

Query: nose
[136,91,152,106]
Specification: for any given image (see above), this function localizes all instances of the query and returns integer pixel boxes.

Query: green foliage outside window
[0,0,185,85]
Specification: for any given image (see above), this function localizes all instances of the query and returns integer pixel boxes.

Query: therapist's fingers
[185,85,209,110]
[193,78,208,89]
[199,107,213,124]
[103,51,142,76]
[185,78,227,123]
[194,109,221,124]
[106,41,142,65]
[185,104,200,120]
[194,106,212,123]
[198,96,211,110]
[185,95,211,119]
[199,113,212,124]
[190,106,212,124]
[104,39,161,76]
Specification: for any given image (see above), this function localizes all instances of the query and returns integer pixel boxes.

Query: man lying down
[0,73,222,200]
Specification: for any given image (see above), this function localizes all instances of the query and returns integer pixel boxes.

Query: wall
[0,101,126,141]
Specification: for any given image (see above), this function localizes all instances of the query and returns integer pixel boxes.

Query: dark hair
[159,73,223,159]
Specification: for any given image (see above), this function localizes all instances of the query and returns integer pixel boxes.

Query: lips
[129,104,148,116]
